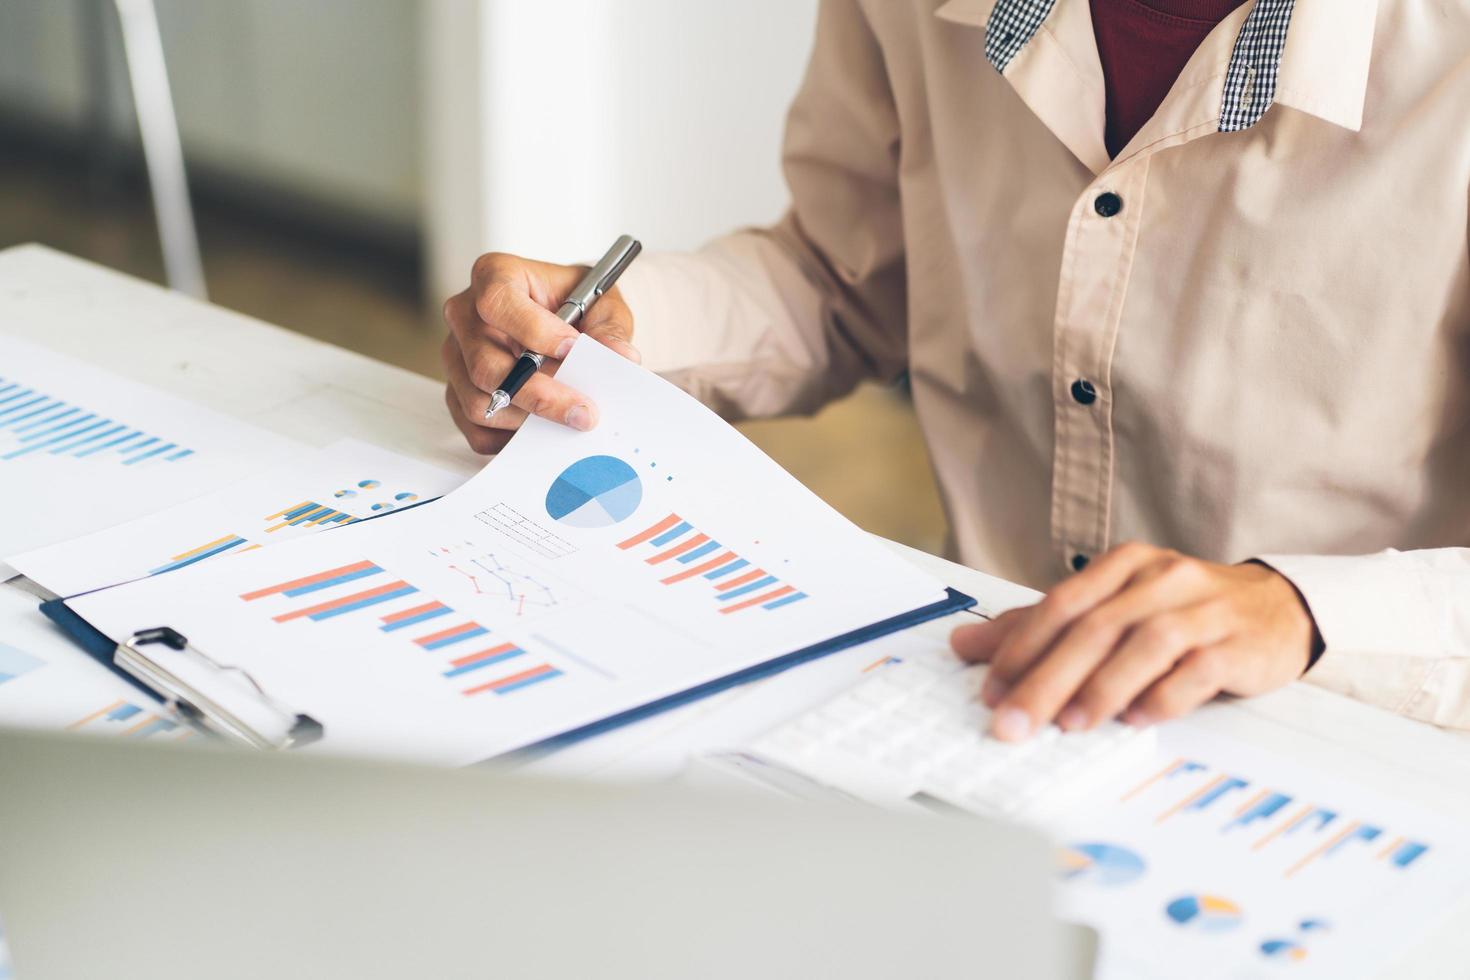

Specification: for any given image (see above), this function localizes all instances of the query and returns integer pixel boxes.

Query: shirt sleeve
[616,0,907,421]
[1255,549,1470,731]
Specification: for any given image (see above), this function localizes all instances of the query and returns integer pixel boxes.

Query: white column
[422,0,818,307]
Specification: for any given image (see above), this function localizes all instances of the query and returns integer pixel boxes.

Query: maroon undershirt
[1090,0,1249,158]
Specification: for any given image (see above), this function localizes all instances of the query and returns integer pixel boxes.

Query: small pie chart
[1260,939,1308,962]
[545,455,643,528]
[1058,842,1146,887]
[1165,894,1243,933]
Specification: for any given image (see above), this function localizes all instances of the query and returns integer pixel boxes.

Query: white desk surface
[4,244,1468,975]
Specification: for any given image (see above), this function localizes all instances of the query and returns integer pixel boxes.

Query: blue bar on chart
[263,501,357,533]
[1382,839,1429,869]
[1223,791,1293,832]
[274,581,420,623]
[65,699,178,738]
[464,662,563,696]
[150,534,252,575]
[380,601,454,632]
[443,642,527,678]
[414,621,490,650]
[0,380,195,465]
[0,643,45,686]
[240,560,384,601]
[239,560,424,626]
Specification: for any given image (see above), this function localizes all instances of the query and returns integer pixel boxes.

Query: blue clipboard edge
[39,597,161,702]
[38,586,977,763]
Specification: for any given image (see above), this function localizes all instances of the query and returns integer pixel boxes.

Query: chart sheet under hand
[1047,724,1470,980]
[12,439,463,596]
[70,339,950,764]
[0,336,300,558]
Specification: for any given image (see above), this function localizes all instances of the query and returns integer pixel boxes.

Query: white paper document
[0,587,189,742]
[12,439,464,596]
[67,339,952,764]
[1046,724,1470,980]
[0,335,301,558]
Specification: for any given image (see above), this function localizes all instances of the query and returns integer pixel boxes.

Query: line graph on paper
[430,543,578,617]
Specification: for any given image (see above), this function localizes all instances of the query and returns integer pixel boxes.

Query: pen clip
[594,238,642,297]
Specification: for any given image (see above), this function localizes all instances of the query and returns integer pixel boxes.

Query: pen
[484,234,643,419]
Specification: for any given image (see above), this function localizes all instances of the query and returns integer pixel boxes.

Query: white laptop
[0,728,1093,980]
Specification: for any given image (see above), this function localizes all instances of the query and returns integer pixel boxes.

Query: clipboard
[40,587,976,758]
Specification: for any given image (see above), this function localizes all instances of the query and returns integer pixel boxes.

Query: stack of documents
[57,340,957,762]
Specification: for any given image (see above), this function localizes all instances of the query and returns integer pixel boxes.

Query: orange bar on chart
[617,514,682,549]
[1155,774,1227,825]
[646,533,710,565]
[716,568,767,591]
[1285,821,1360,878]
[240,559,378,600]
[1252,804,1315,852]
[272,580,412,622]
[720,585,795,614]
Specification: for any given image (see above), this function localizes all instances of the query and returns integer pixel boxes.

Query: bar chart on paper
[0,378,196,466]
[239,559,564,697]
[1049,726,1470,980]
[1115,756,1434,880]
[65,699,187,740]
[616,513,809,614]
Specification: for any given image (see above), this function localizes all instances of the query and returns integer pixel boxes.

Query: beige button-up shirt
[617,0,1470,729]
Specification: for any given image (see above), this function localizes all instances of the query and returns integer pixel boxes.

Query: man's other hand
[949,543,1317,741]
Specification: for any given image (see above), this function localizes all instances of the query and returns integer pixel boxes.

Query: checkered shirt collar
[983,0,1300,134]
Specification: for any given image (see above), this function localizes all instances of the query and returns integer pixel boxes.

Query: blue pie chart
[545,455,643,528]
[1165,894,1243,933]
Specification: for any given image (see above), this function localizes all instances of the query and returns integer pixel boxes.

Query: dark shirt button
[1094,192,1123,218]
[1070,378,1097,405]
[1071,553,1090,572]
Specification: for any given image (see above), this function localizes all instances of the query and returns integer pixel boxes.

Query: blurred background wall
[0,0,946,554]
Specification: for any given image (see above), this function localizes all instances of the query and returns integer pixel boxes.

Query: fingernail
[981,674,1010,708]
[565,404,595,431]
[617,340,642,364]
[1058,706,1089,732]
[992,707,1033,742]
[1123,708,1154,728]
[554,336,576,360]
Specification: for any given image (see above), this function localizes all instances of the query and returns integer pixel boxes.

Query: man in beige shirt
[440,0,1470,741]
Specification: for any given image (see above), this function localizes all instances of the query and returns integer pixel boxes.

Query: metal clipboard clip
[116,627,324,751]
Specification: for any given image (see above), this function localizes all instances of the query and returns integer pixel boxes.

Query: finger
[579,285,640,363]
[441,333,499,421]
[1124,645,1233,727]
[990,589,1223,743]
[1063,599,1234,730]
[507,370,599,431]
[984,543,1169,700]
[445,386,511,455]
[988,561,1225,721]
[444,306,601,430]
[950,609,1025,663]
[440,336,530,431]
[471,257,582,357]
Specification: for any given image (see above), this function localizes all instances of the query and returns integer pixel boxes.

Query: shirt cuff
[1253,551,1438,713]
